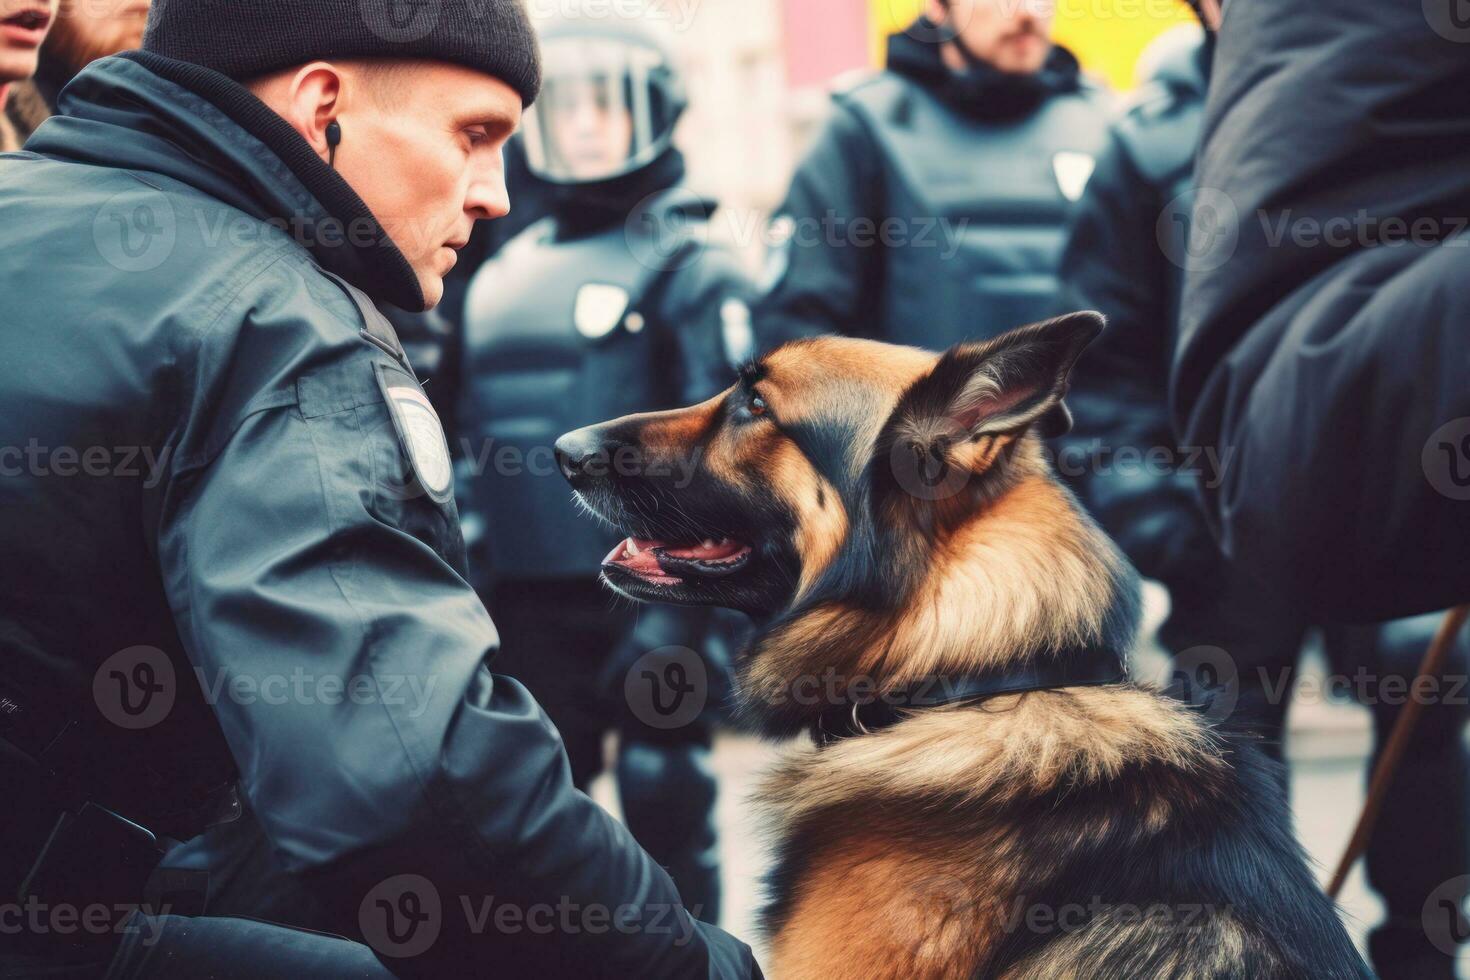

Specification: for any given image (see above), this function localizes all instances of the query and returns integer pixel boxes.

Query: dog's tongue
[660,538,746,561]
[618,538,667,576]
[608,536,745,574]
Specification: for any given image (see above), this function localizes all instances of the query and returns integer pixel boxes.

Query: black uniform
[756,22,1111,350]
[0,51,760,978]
[1061,30,1470,979]
[459,152,754,921]
[1174,0,1470,622]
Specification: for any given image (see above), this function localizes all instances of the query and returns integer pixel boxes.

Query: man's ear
[251,62,346,163]
[875,312,1104,503]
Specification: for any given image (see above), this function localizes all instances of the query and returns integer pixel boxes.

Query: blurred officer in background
[1060,2,1469,974]
[3,0,149,144]
[1059,4,1227,677]
[756,0,1111,350]
[458,18,755,922]
[0,0,55,150]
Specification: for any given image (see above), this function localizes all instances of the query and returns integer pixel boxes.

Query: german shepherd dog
[555,313,1371,979]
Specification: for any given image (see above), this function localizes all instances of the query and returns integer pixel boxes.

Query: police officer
[1060,3,1469,975]
[458,19,755,922]
[0,1,761,976]
[756,0,1111,350]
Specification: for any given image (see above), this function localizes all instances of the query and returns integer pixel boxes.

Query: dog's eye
[749,395,768,417]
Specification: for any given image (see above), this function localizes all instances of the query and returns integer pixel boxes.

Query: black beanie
[142,0,541,104]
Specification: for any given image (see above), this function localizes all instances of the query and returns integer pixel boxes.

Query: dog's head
[556,312,1103,621]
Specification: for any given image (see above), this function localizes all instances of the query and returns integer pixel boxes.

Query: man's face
[45,0,149,71]
[544,77,633,181]
[926,0,1055,75]
[0,0,56,84]
[339,62,521,308]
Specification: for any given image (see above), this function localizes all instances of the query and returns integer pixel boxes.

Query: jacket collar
[30,52,424,311]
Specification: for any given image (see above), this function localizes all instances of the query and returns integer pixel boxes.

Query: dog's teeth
[702,538,717,549]
[626,539,640,556]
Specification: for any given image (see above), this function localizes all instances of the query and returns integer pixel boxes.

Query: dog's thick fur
[560,314,1371,979]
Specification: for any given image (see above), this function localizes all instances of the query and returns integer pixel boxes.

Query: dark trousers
[1165,579,1470,980]
[488,579,722,923]
[102,911,393,979]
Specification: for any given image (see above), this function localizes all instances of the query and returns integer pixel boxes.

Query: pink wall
[780,0,872,89]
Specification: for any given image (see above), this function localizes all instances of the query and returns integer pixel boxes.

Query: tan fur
[762,337,939,407]
[758,691,1221,978]
[769,833,1001,980]
[743,460,1134,706]
[760,686,1217,824]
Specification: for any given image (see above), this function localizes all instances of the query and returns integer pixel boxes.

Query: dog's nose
[554,426,626,486]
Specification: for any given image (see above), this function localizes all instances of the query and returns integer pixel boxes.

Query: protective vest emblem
[1053,151,1097,202]
[575,283,632,340]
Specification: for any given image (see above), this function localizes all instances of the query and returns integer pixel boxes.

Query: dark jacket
[755,24,1111,350]
[1059,33,1215,588]
[1173,0,1470,621]
[0,52,759,977]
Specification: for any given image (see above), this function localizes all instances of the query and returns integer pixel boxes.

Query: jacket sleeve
[1174,0,1470,620]
[1059,130,1218,588]
[753,102,886,349]
[155,271,762,978]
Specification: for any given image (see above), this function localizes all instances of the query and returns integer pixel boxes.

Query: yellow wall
[869,0,1196,91]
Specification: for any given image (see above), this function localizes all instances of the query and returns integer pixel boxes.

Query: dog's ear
[875,312,1103,502]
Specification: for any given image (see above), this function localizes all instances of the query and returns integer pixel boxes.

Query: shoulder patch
[575,283,632,340]
[373,362,453,503]
[1053,151,1098,202]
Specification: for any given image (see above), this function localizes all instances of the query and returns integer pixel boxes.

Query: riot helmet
[522,21,687,185]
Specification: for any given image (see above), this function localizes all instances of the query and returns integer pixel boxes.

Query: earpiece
[326,120,342,169]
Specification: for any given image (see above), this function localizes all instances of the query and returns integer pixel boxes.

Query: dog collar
[810,650,1128,747]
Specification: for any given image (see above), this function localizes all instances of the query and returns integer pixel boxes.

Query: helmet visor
[523,35,680,184]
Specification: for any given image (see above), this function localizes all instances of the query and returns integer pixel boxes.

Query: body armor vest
[837,71,1111,347]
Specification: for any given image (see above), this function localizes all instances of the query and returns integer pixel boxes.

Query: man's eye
[466,127,490,146]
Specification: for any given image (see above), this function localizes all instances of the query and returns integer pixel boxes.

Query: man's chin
[413,271,445,312]
[994,37,1051,75]
[0,51,41,82]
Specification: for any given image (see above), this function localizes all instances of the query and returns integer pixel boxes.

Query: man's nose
[466,155,510,221]
[554,425,631,487]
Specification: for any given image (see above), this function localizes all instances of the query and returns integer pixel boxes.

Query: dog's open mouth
[602,536,753,587]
